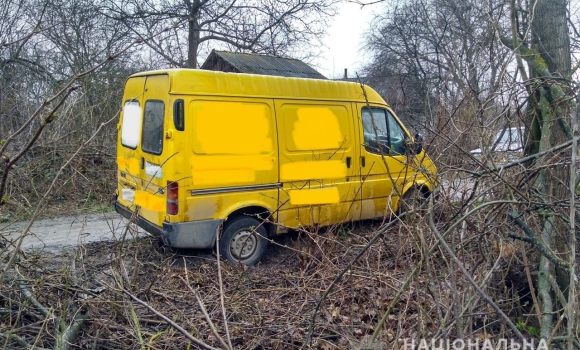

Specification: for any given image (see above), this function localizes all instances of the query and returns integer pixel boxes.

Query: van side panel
[276,100,360,229]
[183,97,279,222]
[185,190,279,222]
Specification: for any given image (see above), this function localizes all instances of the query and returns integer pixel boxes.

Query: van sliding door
[276,100,360,228]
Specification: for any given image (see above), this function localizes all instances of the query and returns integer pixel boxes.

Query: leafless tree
[362,0,514,154]
[362,0,580,346]
[500,0,576,342]
[106,0,339,68]
[0,0,149,207]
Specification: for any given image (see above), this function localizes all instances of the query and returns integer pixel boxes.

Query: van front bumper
[114,201,221,249]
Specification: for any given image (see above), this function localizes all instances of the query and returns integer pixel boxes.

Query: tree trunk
[187,3,200,68]
[529,0,572,340]
[531,0,571,78]
[532,0,571,199]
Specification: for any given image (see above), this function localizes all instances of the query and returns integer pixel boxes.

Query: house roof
[201,50,327,80]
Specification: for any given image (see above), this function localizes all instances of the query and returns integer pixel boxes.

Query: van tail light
[167,181,178,215]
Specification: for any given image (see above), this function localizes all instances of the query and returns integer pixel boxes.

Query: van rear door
[117,74,170,228]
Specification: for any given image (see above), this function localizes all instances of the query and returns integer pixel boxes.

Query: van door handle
[140,157,145,170]
[346,157,351,168]
[361,156,366,167]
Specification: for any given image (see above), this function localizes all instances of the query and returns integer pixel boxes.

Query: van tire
[398,188,425,216]
[219,216,268,266]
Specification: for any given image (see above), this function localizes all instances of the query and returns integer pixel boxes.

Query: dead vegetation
[0,189,541,349]
[1,0,579,347]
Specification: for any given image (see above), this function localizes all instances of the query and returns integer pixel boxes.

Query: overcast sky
[313,2,377,79]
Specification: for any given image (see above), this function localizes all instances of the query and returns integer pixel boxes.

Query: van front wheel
[398,188,425,215]
[219,217,268,265]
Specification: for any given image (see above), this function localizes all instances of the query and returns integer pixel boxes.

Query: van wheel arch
[224,206,275,238]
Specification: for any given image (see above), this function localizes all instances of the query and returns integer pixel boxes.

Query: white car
[470,127,524,155]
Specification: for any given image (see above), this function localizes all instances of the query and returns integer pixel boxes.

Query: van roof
[129,69,388,105]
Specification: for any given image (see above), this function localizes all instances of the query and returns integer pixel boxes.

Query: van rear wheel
[219,216,268,265]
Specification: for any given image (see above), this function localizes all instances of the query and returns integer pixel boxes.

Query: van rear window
[142,100,164,155]
[121,101,141,149]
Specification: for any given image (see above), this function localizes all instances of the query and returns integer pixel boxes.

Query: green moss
[535,54,548,69]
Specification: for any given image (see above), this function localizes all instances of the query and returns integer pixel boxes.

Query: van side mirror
[413,133,423,154]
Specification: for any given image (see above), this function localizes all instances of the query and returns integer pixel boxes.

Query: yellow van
[114,69,437,265]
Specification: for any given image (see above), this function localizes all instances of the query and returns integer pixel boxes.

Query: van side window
[142,100,164,155]
[121,100,141,149]
[173,99,184,131]
[362,107,406,155]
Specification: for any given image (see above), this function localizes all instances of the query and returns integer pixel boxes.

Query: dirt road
[0,212,146,253]
[0,178,475,255]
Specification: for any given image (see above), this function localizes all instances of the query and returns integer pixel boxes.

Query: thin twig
[427,197,525,342]
[181,264,230,350]
[478,138,575,175]
[3,111,119,273]
[215,225,233,349]
[0,332,49,350]
[567,93,578,350]
[121,288,221,350]
[509,210,571,270]
[520,242,542,324]
[304,211,409,347]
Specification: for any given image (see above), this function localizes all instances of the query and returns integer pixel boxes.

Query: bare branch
[122,288,222,350]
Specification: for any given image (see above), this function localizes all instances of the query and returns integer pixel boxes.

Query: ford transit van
[114,69,437,265]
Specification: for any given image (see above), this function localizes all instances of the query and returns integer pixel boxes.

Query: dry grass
[0,207,535,349]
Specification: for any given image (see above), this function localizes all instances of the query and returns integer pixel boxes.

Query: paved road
[0,212,146,253]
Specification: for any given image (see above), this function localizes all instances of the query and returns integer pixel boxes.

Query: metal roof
[201,50,327,80]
